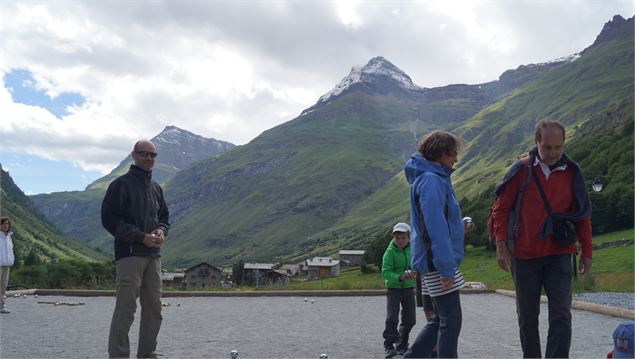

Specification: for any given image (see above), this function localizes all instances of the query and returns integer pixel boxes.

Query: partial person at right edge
[492,117,592,359]
[102,140,170,359]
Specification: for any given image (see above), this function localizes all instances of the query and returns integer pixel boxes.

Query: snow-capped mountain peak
[317,56,419,104]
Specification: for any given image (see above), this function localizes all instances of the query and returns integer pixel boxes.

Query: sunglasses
[135,151,158,159]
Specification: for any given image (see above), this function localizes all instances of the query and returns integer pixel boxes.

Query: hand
[464,223,475,233]
[440,276,454,290]
[151,228,165,240]
[579,256,592,276]
[423,309,434,321]
[496,242,512,272]
[143,234,163,248]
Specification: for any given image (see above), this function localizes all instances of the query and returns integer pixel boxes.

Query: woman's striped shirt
[421,267,465,297]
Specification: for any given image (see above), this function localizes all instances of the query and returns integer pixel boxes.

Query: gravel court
[0,293,625,358]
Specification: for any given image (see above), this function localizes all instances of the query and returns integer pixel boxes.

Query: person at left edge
[102,140,169,358]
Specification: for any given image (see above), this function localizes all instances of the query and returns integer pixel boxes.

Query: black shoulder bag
[530,169,578,246]
[531,168,578,276]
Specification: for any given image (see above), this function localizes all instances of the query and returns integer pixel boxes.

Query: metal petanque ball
[230,349,238,358]
[304,298,308,302]
[462,216,473,228]
[320,354,328,359]
[310,299,315,304]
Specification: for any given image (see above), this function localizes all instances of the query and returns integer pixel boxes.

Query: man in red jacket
[492,117,592,358]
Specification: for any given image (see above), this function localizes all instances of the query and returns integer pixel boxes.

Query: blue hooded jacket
[404,153,465,278]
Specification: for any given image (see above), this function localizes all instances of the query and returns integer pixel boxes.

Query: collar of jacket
[128,164,153,181]
[390,240,410,252]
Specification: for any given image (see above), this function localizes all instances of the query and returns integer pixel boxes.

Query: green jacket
[382,240,415,289]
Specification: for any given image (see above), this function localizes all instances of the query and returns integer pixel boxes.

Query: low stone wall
[496,289,635,320]
[10,288,494,297]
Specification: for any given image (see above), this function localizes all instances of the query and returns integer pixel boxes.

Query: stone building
[306,257,340,280]
[338,249,366,266]
[184,262,222,289]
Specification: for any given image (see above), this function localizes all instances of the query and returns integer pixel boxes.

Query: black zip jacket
[101,165,170,260]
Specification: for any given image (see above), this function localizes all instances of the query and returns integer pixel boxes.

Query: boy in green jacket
[382,222,417,358]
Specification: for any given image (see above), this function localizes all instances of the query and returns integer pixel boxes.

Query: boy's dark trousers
[513,254,573,358]
[383,287,416,351]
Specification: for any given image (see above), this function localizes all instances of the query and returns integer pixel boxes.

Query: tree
[364,229,392,270]
[232,259,244,286]
[24,249,41,266]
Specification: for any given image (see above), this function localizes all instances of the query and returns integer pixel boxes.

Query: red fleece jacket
[492,161,593,260]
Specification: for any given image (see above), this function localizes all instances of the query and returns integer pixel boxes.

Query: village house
[338,249,366,266]
[184,262,223,289]
[306,256,340,280]
[160,272,185,288]
[243,263,291,287]
[280,263,300,276]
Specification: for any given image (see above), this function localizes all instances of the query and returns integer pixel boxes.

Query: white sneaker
[1,304,10,313]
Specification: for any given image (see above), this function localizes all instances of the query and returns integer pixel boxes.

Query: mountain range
[16,14,634,268]
[29,127,235,253]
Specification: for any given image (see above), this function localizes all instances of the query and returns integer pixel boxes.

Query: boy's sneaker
[0,304,10,314]
[385,347,397,358]
[396,346,407,356]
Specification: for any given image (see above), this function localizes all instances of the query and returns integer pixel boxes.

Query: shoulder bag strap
[531,167,552,215]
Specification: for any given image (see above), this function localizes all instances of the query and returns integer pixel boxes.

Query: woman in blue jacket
[404,131,466,358]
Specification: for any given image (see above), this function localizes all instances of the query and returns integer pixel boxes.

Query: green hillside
[30,125,235,254]
[26,15,634,269]
[160,58,540,267]
[30,189,112,252]
[456,26,634,245]
[162,91,439,267]
[287,16,634,256]
[0,167,107,263]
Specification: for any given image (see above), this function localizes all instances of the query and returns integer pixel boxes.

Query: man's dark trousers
[383,287,416,351]
[513,254,573,358]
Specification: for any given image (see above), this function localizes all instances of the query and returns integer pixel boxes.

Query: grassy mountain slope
[164,17,632,267]
[161,79,509,267]
[299,16,634,252]
[454,30,633,196]
[30,125,235,254]
[0,167,107,262]
[163,92,426,267]
[29,189,111,251]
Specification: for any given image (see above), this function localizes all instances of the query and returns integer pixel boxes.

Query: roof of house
[244,263,275,270]
[306,257,340,267]
[160,272,185,281]
[338,250,366,255]
[184,262,222,273]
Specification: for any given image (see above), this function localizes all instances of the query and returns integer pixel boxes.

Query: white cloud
[0,0,632,178]
[336,0,363,28]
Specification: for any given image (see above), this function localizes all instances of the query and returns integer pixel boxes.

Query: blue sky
[4,69,85,119]
[1,152,102,195]
[1,69,102,194]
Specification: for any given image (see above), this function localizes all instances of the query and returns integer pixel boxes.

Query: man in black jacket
[102,140,169,358]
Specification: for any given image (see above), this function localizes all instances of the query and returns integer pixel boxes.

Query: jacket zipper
[401,249,409,288]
